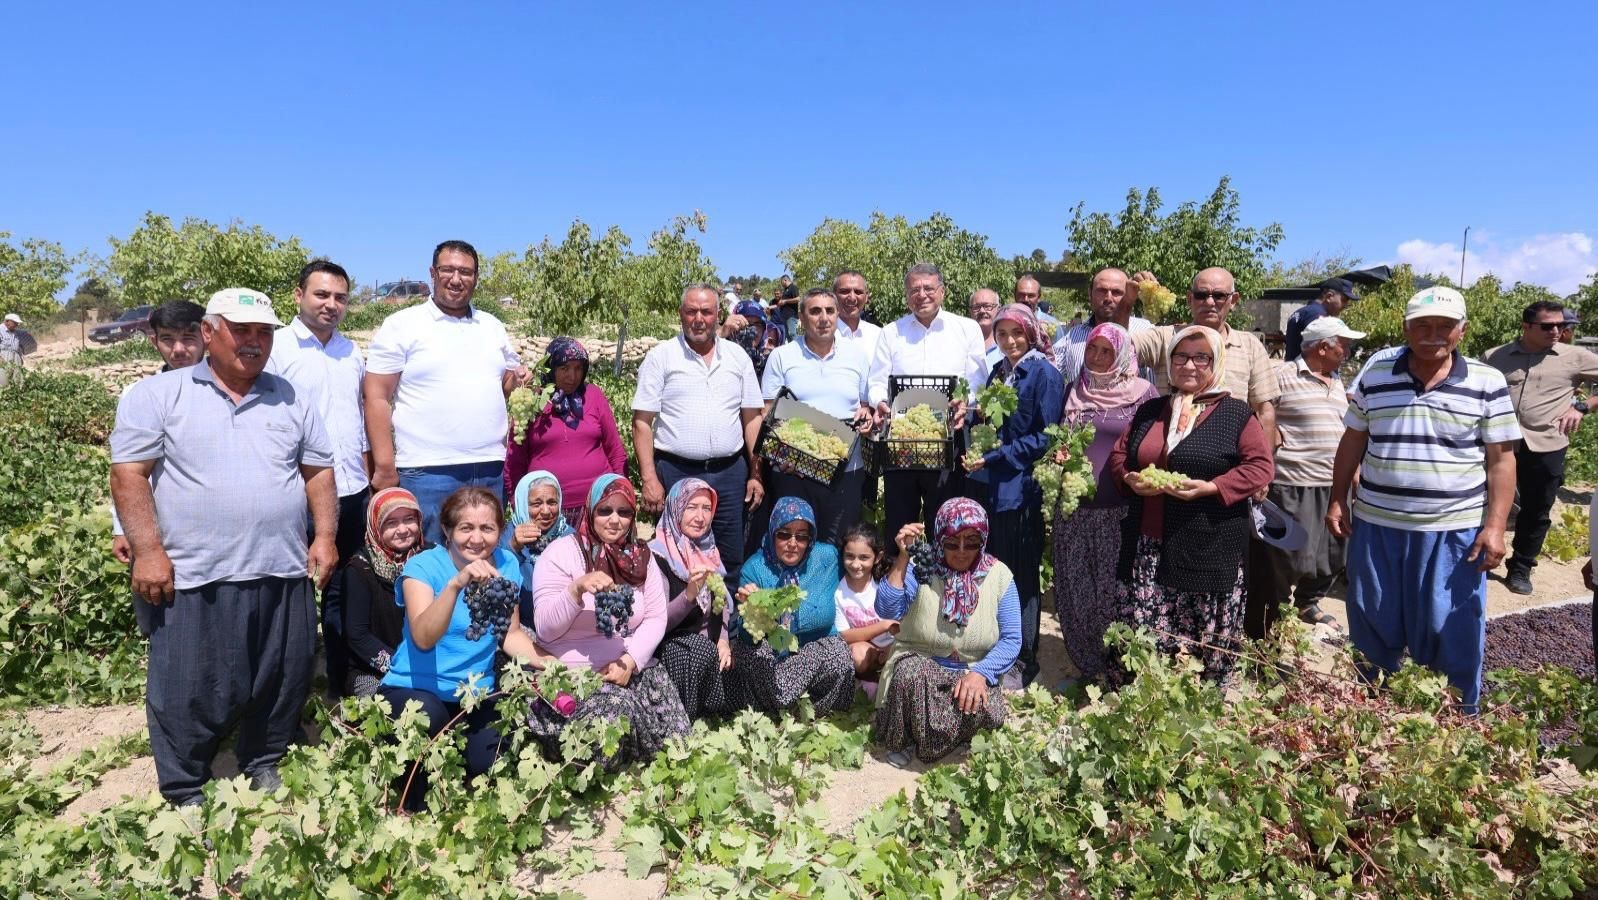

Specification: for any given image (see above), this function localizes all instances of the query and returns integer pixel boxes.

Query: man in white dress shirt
[833,270,882,363]
[270,259,369,696]
[868,263,988,536]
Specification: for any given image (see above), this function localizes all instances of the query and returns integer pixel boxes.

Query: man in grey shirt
[110,287,338,806]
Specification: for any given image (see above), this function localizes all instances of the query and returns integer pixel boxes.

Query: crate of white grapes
[868,387,958,473]
[757,393,858,485]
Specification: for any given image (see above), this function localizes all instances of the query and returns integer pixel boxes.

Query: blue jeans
[400,461,506,545]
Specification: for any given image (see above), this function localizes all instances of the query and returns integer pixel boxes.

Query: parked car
[88,305,155,344]
[373,281,431,304]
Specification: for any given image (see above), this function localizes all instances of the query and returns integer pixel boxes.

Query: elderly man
[756,288,873,543]
[1247,316,1366,638]
[110,288,337,805]
[833,270,882,363]
[1013,274,1060,339]
[1283,278,1360,361]
[1328,287,1519,712]
[1131,267,1280,446]
[1053,268,1154,382]
[1482,300,1598,594]
[634,283,766,573]
[868,262,988,536]
[270,259,370,696]
[363,240,530,542]
[970,288,1004,371]
[0,312,34,387]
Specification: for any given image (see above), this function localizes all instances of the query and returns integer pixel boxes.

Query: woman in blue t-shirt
[379,485,541,808]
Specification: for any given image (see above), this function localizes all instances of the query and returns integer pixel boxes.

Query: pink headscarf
[1063,322,1153,417]
[992,303,1052,358]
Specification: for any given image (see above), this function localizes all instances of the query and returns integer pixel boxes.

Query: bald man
[1130,267,1279,447]
[1053,268,1155,382]
[969,288,1004,371]
[1013,275,1059,338]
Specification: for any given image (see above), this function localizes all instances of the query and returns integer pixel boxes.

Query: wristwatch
[1575,401,1589,414]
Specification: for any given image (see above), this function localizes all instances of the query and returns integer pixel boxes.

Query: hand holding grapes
[1164,479,1218,501]
[684,567,715,601]
[450,558,502,592]
[512,522,543,552]
[894,523,925,555]
[570,571,614,605]
[735,582,761,604]
[1123,470,1165,498]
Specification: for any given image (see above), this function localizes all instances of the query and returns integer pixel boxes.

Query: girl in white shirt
[834,524,897,677]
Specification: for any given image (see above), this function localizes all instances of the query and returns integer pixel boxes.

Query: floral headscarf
[760,496,816,588]
[1165,325,1229,454]
[364,487,424,583]
[931,497,996,628]
[647,478,725,609]
[1064,322,1153,417]
[543,336,590,429]
[575,474,651,588]
[993,303,1052,358]
[510,470,572,562]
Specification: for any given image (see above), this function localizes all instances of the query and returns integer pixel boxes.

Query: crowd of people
[68,238,1598,808]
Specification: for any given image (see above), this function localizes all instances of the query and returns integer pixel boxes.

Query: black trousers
[989,500,1044,686]
[746,466,867,555]
[883,469,967,540]
[320,489,370,696]
[377,686,504,811]
[1509,446,1566,573]
[655,454,750,576]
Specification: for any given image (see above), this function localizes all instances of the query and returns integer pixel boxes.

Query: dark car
[88,305,155,344]
[373,281,431,305]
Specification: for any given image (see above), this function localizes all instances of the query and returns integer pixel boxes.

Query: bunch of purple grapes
[593,585,636,638]
[464,576,517,642]
[909,540,938,582]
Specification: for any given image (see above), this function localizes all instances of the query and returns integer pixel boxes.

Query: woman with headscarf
[724,496,856,714]
[508,470,573,622]
[873,498,1021,767]
[729,300,784,379]
[1106,325,1274,684]
[647,478,730,718]
[1053,322,1159,685]
[339,487,430,698]
[962,303,1063,687]
[504,336,627,520]
[528,474,689,765]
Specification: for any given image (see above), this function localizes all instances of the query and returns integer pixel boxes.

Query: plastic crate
[869,386,959,473]
[756,393,857,485]
[888,374,961,402]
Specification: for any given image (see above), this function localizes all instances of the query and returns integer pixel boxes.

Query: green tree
[59,278,120,323]
[1570,271,1598,328]
[1063,177,1285,317]
[99,213,312,322]
[779,211,1012,324]
[0,231,75,324]
[1341,267,1563,360]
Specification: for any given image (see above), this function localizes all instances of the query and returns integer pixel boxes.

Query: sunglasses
[1191,291,1234,303]
[941,539,984,552]
[594,505,635,519]
[1533,322,1572,332]
[774,529,813,545]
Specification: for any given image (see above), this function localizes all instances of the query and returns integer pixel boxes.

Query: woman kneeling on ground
[529,474,690,765]
[724,496,856,715]
[379,486,541,809]
[873,497,1021,768]
[340,487,430,698]
[508,470,573,624]
[648,478,730,719]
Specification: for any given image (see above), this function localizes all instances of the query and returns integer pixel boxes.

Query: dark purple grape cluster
[909,540,938,582]
[593,585,636,638]
[464,576,517,642]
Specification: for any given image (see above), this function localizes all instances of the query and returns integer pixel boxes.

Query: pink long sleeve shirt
[531,534,668,669]
[503,384,627,505]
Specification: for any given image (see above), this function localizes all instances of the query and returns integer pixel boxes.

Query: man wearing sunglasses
[1131,267,1280,448]
[1482,300,1598,594]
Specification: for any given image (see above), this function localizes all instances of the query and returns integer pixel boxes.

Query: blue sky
[4,1,1595,294]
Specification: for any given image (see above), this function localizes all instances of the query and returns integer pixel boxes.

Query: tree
[1340,266,1563,360]
[60,278,119,323]
[99,213,312,323]
[1570,271,1598,328]
[0,231,75,324]
[779,212,1012,324]
[1259,252,1365,290]
[1063,177,1285,318]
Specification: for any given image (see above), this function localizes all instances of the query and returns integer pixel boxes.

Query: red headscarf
[575,474,652,588]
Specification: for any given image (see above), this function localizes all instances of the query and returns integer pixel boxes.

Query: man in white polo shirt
[270,259,369,696]
[633,283,766,574]
[363,240,531,542]
[1327,286,1520,713]
[868,262,988,536]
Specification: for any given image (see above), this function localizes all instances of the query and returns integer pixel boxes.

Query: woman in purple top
[1051,323,1157,685]
[504,337,627,518]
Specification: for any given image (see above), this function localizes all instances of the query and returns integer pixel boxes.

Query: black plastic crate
[868,434,956,472]
[757,425,850,485]
[888,374,961,401]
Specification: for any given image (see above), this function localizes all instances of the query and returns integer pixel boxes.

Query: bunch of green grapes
[507,383,554,444]
[775,418,849,462]
[1034,423,1098,516]
[1055,470,1092,517]
[705,575,730,615]
[1139,465,1190,489]
[964,422,999,468]
[1138,281,1179,320]
[738,585,805,653]
[891,404,946,441]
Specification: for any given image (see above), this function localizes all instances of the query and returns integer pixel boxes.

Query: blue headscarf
[510,470,572,563]
[761,497,816,586]
[737,496,840,652]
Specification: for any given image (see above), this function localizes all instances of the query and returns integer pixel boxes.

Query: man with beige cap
[1327,286,1520,712]
[0,313,31,388]
[110,287,338,806]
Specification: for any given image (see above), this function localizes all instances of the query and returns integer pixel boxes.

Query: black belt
[655,450,744,472]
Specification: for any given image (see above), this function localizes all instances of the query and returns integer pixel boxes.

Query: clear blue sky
[4,1,1596,294]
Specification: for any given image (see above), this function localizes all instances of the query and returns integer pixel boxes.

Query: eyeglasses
[434,266,477,279]
[594,506,635,519]
[1533,322,1570,332]
[970,304,999,313]
[940,538,984,552]
[1190,291,1234,303]
[1171,352,1214,369]
[774,529,813,545]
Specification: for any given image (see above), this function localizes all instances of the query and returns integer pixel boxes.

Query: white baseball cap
[1299,316,1367,345]
[206,288,283,326]
[3,313,20,324]
[1404,286,1467,322]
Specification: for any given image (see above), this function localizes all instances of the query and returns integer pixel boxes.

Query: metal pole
[1460,226,1470,287]
[613,299,627,377]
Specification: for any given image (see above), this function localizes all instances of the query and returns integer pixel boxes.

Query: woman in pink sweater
[527,474,689,765]
[504,337,627,517]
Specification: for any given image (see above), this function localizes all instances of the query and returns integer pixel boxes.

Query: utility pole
[1460,226,1470,287]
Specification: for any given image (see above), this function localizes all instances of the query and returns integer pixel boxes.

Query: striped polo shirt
[1272,357,1348,486]
[1346,349,1520,531]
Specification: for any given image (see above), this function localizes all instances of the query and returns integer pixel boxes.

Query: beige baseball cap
[206,288,283,326]
[1404,286,1467,322]
[1300,316,1367,344]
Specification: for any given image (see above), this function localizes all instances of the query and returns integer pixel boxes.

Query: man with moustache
[1053,268,1154,382]
[363,240,531,542]
[110,287,338,805]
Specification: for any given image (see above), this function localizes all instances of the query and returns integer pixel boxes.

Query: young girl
[834,524,897,678]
